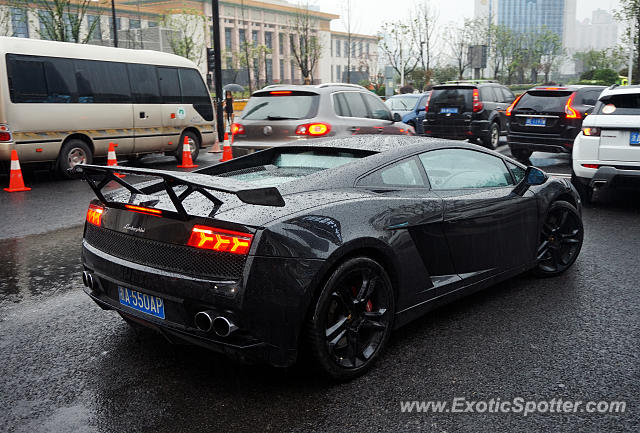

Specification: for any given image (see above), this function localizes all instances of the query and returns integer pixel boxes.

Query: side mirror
[393,112,402,122]
[416,107,426,113]
[513,166,548,196]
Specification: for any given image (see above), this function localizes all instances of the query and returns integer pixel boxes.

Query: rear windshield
[515,91,573,113]
[430,87,473,111]
[218,150,367,187]
[595,93,640,115]
[241,91,319,120]
[385,95,419,110]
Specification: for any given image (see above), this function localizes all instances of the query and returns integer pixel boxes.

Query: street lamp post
[111,0,118,47]
[211,0,225,143]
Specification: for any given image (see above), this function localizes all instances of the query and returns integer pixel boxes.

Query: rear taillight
[505,94,523,117]
[582,127,600,136]
[269,90,292,95]
[424,92,432,113]
[582,164,600,169]
[0,124,11,142]
[86,204,104,227]
[124,204,162,217]
[187,225,254,255]
[565,92,581,119]
[472,89,484,112]
[230,123,245,135]
[295,123,331,136]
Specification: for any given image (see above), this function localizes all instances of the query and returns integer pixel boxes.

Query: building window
[265,31,272,49]
[129,19,140,30]
[291,60,296,82]
[11,8,29,38]
[335,39,340,57]
[279,59,284,81]
[366,43,369,56]
[344,40,348,58]
[351,41,356,58]
[279,33,284,53]
[38,11,53,40]
[336,65,341,82]
[239,29,246,45]
[87,15,101,40]
[108,17,121,40]
[358,41,363,57]
[224,27,232,51]
[290,34,295,55]
[266,58,272,83]
[251,29,258,44]
[148,21,158,28]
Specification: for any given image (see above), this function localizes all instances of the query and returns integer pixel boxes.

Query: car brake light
[124,204,162,216]
[424,92,432,113]
[0,124,11,142]
[582,164,600,169]
[505,94,524,117]
[269,90,292,95]
[565,92,581,119]
[230,123,245,135]
[582,127,600,136]
[472,89,483,112]
[296,123,331,136]
[187,225,254,255]
[86,204,104,227]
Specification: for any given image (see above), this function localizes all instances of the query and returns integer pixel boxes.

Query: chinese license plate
[630,132,640,145]
[118,286,165,319]
[440,107,458,114]
[525,117,546,127]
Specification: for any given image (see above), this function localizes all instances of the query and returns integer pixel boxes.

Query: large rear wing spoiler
[72,164,285,219]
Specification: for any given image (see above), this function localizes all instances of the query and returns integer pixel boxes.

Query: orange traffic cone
[219,132,233,162]
[4,149,31,192]
[177,135,198,168]
[107,142,125,178]
[208,132,224,153]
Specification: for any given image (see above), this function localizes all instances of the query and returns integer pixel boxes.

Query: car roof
[435,81,504,88]
[528,85,605,92]
[599,84,640,98]
[256,83,368,95]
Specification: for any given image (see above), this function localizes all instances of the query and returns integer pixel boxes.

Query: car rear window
[241,91,319,120]
[429,87,473,112]
[595,93,640,115]
[515,91,573,113]
[218,150,368,187]
[386,95,419,110]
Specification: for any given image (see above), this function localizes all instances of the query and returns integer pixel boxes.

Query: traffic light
[207,48,215,72]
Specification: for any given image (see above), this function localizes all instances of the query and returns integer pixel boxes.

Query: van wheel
[57,139,93,178]
[482,122,500,150]
[174,131,200,163]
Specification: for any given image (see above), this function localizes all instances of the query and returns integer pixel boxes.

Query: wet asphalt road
[1,148,639,433]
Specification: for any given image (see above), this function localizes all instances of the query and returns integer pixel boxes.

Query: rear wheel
[534,200,583,277]
[482,122,500,150]
[305,257,395,381]
[510,147,532,163]
[174,130,200,163]
[57,139,93,178]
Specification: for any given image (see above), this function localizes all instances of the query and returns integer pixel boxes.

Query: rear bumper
[231,138,308,158]
[573,165,640,190]
[423,119,489,139]
[81,239,325,367]
[507,131,578,154]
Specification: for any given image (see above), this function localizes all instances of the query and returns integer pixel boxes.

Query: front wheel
[174,130,200,163]
[534,200,583,277]
[57,139,93,178]
[305,257,395,381]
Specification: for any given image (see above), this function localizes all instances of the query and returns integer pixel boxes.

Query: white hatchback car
[572,85,640,202]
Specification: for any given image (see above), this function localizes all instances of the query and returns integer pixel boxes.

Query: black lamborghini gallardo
[76,136,583,380]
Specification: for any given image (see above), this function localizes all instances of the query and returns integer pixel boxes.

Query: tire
[57,139,93,178]
[533,200,583,277]
[571,173,593,204]
[174,130,200,163]
[510,147,532,163]
[305,257,395,381]
[482,122,500,150]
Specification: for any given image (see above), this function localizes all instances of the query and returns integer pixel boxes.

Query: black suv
[506,85,605,162]
[423,82,516,149]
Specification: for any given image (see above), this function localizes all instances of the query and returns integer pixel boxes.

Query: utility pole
[211,0,225,142]
[111,0,118,47]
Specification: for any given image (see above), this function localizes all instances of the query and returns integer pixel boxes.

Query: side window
[358,158,425,188]
[362,92,392,120]
[480,87,496,102]
[43,57,76,103]
[419,148,513,190]
[342,91,368,118]
[581,89,601,106]
[506,161,526,184]
[128,64,160,104]
[74,60,130,103]
[157,67,181,104]
[179,68,210,104]
[500,87,515,103]
[6,55,48,102]
[332,92,349,116]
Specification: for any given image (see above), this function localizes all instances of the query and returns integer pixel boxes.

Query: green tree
[162,9,207,67]
[536,28,564,83]
[290,1,322,84]
[379,21,419,87]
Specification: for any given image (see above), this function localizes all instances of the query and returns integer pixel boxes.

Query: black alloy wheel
[534,200,583,277]
[306,257,394,380]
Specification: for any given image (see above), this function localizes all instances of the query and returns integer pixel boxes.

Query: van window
[179,69,209,105]
[74,60,130,103]
[43,58,76,103]
[128,64,160,104]
[157,67,181,104]
[7,56,48,102]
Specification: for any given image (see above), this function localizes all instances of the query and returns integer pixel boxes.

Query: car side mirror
[416,107,425,113]
[393,112,402,122]
[513,166,548,196]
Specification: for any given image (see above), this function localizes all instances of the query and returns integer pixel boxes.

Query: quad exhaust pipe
[194,311,238,337]
[82,271,95,290]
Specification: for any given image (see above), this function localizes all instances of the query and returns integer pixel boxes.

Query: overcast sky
[320,0,622,35]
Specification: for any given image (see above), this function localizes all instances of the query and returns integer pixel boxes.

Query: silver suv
[231,83,414,157]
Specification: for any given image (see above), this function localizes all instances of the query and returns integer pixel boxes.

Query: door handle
[139,111,146,119]
[350,126,360,133]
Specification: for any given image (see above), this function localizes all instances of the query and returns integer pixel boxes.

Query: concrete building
[572,8,619,51]
[329,31,379,84]
[0,0,379,86]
